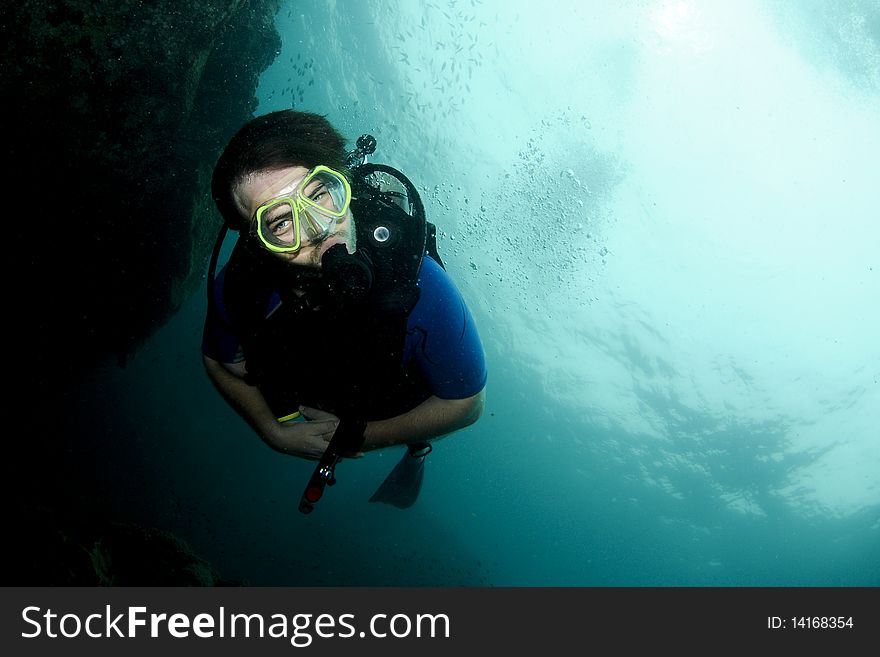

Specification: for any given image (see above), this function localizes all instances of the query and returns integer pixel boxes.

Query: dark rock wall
[1,0,283,584]
[2,0,282,385]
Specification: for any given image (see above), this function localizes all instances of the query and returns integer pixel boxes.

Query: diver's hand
[299,406,365,459]
[266,407,364,460]
[298,405,339,424]
[266,408,339,461]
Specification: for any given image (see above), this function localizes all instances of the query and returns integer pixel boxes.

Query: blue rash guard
[202,255,487,401]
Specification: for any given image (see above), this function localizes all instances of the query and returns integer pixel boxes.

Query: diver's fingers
[299,405,339,422]
[312,420,339,438]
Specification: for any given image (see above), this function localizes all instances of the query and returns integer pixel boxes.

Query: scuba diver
[201,110,487,512]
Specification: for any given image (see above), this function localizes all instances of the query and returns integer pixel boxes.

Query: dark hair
[211,110,349,229]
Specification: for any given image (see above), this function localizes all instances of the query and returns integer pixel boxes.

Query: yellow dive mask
[252,165,352,253]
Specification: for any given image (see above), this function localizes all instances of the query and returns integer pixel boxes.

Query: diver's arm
[202,354,337,459]
[360,387,485,451]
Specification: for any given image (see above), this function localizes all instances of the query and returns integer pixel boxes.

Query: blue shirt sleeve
[404,256,488,399]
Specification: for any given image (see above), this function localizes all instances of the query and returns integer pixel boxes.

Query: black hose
[206,223,229,313]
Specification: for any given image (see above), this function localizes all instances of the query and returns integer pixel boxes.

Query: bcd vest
[221,164,444,422]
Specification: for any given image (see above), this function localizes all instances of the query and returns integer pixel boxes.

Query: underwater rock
[2,0,282,387]
[85,522,239,586]
[8,500,240,586]
[1,1,282,584]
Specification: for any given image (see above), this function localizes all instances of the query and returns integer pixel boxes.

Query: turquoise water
[81,0,879,585]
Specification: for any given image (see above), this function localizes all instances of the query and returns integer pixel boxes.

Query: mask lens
[256,199,300,251]
[299,168,350,217]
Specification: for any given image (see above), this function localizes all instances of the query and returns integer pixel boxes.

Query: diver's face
[234,165,356,268]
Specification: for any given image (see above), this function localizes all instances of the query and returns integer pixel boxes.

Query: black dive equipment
[321,242,373,303]
[346,133,377,168]
[298,418,366,514]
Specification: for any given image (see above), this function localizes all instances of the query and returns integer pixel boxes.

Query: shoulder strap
[349,164,429,315]
[425,220,445,270]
